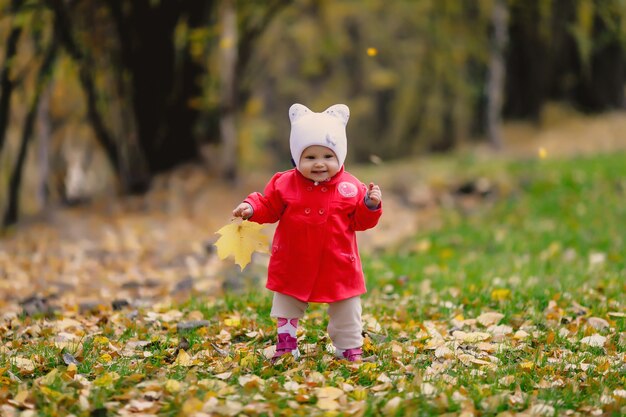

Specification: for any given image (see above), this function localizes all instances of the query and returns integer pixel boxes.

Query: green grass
[359,152,625,415]
[1,152,625,416]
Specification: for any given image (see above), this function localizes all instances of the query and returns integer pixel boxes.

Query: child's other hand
[366,183,382,208]
[232,203,253,219]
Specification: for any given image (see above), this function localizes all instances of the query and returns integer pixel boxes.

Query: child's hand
[232,202,253,219]
[366,183,382,208]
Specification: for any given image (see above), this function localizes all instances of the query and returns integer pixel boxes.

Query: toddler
[232,103,382,362]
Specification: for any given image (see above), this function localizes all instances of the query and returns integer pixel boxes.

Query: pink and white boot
[335,347,363,362]
[271,318,300,362]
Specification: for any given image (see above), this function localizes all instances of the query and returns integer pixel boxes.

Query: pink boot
[271,318,300,362]
[337,347,363,362]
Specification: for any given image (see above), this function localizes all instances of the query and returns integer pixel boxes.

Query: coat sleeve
[243,173,286,224]
[351,183,382,231]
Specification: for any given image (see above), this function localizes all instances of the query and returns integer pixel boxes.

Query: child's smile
[299,145,340,182]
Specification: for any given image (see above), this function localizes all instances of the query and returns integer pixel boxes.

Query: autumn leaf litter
[0,155,625,416]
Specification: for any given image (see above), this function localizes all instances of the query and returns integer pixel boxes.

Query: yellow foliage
[491,288,511,301]
[214,220,269,270]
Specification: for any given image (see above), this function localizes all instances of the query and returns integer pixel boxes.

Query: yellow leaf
[39,369,59,386]
[317,398,340,411]
[214,220,269,270]
[240,354,256,368]
[182,397,204,414]
[224,315,241,327]
[94,372,120,387]
[93,336,109,345]
[174,349,193,367]
[366,47,378,57]
[316,386,344,400]
[520,361,534,371]
[352,388,368,401]
[165,379,182,393]
[99,353,112,363]
[491,288,511,301]
[39,386,64,400]
[11,390,31,407]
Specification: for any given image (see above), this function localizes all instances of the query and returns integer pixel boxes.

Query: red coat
[244,167,382,303]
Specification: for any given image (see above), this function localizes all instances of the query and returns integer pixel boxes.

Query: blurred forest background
[1,0,626,229]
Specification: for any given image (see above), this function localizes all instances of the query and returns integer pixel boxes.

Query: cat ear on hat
[324,104,350,126]
[289,103,312,124]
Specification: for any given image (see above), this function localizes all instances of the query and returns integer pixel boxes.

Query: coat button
[318,209,325,215]
[305,208,311,214]
[321,187,328,192]
[307,186,313,191]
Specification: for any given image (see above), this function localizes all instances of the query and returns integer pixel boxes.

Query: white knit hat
[289,103,350,170]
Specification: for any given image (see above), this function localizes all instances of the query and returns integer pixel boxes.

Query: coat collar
[294,166,345,186]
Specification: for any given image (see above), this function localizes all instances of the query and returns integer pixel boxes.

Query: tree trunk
[47,0,123,183]
[108,0,208,176]
[486,0,508,149]
[0,0,24,156]
[36,86,52,209]
[3,41,57,228]
[504,1,552,120]
[573,13,625,111]
[219,0,239,182]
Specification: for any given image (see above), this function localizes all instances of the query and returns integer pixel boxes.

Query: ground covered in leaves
[1,148,625,416]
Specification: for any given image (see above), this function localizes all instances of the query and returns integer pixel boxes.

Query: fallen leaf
[238,374,264,389]
[316,386,344,400]
[214,220,269,270]
[491,288,511,301]
[11,357,35,374]
[508,385,525,405]
[420,383,437,397]
[181,397,204,414]
[174,349,193,367]
[477,312,504,327]
[215,371,232,380]
[62,353,80,365]
[38,369,59,386]
[126,399,156,412]
[165,379,182,393]
[513,330,530,340]
[316,398,340,411]
[93,372,120,388]
[580,334,606,347]
[382,397,402,416]
[435,345,454,359]
[530,403,555,416]
[453,331,491,343]
[587,317,609,330]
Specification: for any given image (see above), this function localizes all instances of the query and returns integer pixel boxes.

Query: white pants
[270,292,363,350]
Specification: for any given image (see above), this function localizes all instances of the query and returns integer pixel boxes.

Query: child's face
[299,145,340,182]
